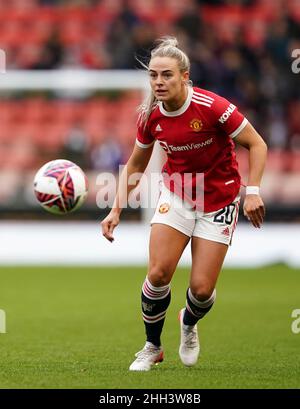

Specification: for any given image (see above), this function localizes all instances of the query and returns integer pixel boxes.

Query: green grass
[0,265,299,389]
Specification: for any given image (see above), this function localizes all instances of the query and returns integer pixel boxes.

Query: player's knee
[190,283,214,301]
[148,266,171,287]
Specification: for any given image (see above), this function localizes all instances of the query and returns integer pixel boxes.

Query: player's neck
[163,86,188,112]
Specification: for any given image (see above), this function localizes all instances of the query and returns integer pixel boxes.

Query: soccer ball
[33,159,88,215]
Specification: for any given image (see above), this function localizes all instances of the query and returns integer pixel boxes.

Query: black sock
[183,288,216,326]
[141,277,171,347]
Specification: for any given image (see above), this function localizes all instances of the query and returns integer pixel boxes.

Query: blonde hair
[137,36,192,128]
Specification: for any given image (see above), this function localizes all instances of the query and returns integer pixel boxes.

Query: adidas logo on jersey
[222,227,230,236]
[155,124,162,132]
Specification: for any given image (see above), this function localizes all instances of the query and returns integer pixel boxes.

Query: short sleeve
[211,94,248,138]
[136,119,155,149]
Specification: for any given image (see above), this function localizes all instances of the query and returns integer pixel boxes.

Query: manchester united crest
[190,119,203,132]
[159,203,170,214]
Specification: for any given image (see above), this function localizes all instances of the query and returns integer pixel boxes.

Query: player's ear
[182,71,189,84]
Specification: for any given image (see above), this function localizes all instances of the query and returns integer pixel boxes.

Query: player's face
[149,57,189,109]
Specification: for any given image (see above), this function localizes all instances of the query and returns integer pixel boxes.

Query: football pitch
[0,265,299,389]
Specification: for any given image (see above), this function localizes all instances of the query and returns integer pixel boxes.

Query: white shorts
[151,183,240,245]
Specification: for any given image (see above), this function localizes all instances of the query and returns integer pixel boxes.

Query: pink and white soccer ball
[33,159,88,215]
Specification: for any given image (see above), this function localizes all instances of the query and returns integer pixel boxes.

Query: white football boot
[129,342,164,371]
[178,308,200,366]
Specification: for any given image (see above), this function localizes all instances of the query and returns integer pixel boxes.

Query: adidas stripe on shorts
[151,183,240,245]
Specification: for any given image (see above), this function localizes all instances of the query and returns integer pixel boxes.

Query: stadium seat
[0,169,22,201]
[266,150,286,172]
[279,173,300,203]
[289,152,300,172]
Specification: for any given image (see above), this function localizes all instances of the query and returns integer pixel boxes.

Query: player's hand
[243,195,265,228]
[101,211,120,242]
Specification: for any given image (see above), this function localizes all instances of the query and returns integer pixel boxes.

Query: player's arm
[234,122,268,228]
[101,143,154,242]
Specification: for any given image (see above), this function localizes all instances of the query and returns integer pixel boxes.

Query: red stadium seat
[1,139,36,170]
[266,150,286,172]
[279,173,300,204]
[289,152,300,172]
[31,123,67,151]
[0,170,22,201]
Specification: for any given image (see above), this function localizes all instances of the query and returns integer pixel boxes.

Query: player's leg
[179,238,228,366]
[129,224,190,371]
[188,238,228,317]
[129,181,195,371]
[179,196,240,366]
[146,224,190,343]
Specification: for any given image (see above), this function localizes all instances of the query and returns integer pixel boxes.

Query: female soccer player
[101,37,267,371]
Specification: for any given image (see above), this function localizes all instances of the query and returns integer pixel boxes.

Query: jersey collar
[158,86,193,117]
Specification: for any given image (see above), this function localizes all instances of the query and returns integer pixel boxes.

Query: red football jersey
[136,86,248,212]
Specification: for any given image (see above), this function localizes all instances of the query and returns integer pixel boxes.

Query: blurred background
[0,0,300,265]
[1,1,300,390]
